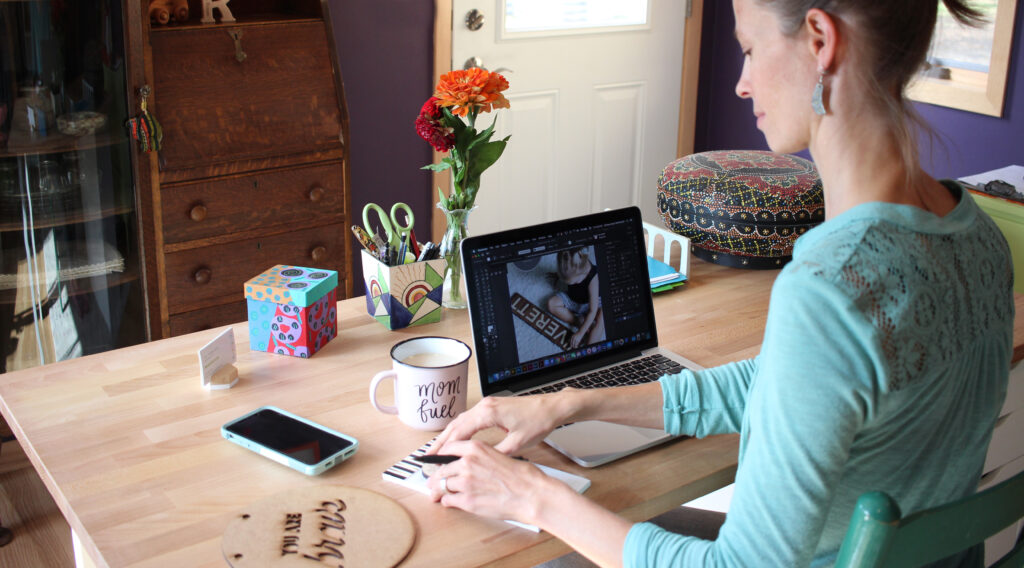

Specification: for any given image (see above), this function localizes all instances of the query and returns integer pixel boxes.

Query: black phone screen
[224,409,353,465]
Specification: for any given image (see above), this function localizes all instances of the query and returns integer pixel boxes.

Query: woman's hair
[755,0,985,173]
[557,248,590,281]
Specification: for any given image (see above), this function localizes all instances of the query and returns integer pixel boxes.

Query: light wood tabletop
[1,259,1022,568]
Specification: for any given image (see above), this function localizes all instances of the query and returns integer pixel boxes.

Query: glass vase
[438,204,475,309]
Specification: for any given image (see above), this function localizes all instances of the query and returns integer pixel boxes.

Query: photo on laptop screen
[463,207,660,395]
[506,245,606,363]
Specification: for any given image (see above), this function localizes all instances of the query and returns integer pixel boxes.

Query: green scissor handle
[388,202,415,249]
[362,202,415,250]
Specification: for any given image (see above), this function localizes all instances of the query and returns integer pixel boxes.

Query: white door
[451,0,688,234]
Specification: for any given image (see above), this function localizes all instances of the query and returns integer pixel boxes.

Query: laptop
[460,206,702,467]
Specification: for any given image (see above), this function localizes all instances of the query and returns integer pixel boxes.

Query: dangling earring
[812,66,828,116]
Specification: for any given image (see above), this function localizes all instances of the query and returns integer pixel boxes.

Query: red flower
[415,97,455,152]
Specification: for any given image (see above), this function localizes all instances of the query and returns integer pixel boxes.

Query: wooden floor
[0,439,74,567]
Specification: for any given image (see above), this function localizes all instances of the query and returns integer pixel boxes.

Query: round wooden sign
[222,485,415,568]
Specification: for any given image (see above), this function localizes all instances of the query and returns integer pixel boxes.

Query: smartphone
[221,406,358,476]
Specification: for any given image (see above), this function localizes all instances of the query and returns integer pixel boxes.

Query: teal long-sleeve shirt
[624,182,1014,567]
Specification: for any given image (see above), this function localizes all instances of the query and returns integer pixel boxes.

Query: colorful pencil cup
[361,249,447,330]
[244,265,338,357]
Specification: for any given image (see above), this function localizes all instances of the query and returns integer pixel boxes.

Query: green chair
[834,471,1024,567]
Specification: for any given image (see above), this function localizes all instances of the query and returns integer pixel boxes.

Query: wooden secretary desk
[130,0,353,339]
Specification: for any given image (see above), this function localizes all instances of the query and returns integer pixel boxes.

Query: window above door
[501,0,650,38]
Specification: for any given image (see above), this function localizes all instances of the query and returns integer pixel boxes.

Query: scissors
[362,202,415,251]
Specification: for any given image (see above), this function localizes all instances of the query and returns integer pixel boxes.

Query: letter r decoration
[201,0,236,23]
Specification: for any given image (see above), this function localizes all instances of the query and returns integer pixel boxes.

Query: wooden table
[1,259,1022,568]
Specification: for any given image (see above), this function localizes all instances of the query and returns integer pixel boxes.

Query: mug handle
[369,370,399,415]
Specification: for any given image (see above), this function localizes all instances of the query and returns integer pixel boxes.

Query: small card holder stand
[199,328,239,390]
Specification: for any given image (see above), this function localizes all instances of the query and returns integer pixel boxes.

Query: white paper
[198,328,237,388]
[383,440,591,532]
[958,165,1024,189]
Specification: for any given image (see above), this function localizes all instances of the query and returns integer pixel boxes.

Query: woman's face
[733,0,814,153]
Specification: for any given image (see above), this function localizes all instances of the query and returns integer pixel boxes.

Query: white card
[382,439,591,532]
[198,328,237,389]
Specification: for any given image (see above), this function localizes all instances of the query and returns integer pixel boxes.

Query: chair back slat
[836,471,1024,568]
[885,471,1024,566]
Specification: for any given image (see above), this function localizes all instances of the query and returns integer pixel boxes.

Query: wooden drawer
[150,21,343,172]
[164,223,347,314]
[168,300,248,336]
[161,163,345,244]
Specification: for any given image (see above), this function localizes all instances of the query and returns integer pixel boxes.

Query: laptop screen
[462,207,659,396]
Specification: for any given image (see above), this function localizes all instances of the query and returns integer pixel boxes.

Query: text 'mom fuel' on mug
[369,336,472,431]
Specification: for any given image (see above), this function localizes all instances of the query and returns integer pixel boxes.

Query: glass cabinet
[0,0,146,372]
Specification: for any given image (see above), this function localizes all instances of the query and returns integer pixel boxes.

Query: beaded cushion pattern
[658,150,824,268]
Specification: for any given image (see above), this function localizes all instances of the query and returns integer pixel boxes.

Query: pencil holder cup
[361,249,448,330]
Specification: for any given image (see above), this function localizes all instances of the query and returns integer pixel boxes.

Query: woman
[548,247,605,349]
[426,0,1014,566]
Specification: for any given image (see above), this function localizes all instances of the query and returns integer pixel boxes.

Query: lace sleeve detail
[787,215,1013,391]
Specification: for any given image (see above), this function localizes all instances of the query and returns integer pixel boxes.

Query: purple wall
[693,2,1024,179]
[329,1,435,295]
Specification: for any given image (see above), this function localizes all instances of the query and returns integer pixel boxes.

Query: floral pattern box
[244,265,338,358]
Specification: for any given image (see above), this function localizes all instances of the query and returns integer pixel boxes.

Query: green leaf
[467,140,508,180]
[468,119,497,151]
[421,162,452,172]
[437,186,451,210]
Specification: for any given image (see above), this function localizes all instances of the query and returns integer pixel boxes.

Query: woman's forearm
[557,382,665,430]
[525,475,632,568]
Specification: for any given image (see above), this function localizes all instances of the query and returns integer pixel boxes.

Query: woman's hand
[430,391,573,456]
[426,439,569,525]
[570,328,587,349]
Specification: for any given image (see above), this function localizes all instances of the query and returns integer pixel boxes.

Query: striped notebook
[382,439,591,532]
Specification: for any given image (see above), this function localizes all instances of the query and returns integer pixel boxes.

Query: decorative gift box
[362,249,447,330]
[657,150,824,269]
[244,265,338,357]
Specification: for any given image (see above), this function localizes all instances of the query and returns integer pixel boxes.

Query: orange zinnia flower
[433,68,510,117]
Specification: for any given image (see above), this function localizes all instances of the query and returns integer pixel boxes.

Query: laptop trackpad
[544,421,668,467]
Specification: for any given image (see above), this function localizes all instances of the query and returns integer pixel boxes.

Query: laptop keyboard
[522,354,685,396]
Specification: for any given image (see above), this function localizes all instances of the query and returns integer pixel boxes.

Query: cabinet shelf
[0,264,140,305]
[149,14,322,33]
[0,204,134,233]
[0,129,127,159]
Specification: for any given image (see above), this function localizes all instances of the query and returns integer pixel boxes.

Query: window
[907,0,1018,116]
[502,0,649,37]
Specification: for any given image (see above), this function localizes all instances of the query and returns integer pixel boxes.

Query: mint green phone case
[221,406,359,475]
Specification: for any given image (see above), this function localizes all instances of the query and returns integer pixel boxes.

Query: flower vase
[439,205,475,309]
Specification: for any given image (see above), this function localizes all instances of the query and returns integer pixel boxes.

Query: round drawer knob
[190,204,208,222]
[310,246,327,264]
[194,267,212,284]
[308,186,325,203]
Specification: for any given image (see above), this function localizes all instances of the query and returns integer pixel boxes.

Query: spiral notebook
[382,439,591,532]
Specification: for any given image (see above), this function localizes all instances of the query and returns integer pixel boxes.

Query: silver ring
[441,476,451,494]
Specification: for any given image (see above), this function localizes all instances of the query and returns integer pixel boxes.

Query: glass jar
[37,160,69,194]
[20,84,55,135]
[0,159,19,198]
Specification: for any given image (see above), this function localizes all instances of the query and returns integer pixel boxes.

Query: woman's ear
[804,8,839,71]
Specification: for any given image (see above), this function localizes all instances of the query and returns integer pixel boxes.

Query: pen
[408,229,422,258]
[417,242,434,262]
[413,454,459,464]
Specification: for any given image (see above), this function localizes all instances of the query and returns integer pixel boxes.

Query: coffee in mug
[369,336,472,431]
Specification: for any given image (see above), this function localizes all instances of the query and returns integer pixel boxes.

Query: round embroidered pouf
[657,150,825,269]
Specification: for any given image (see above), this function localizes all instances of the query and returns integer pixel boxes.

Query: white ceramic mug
[369,336,472,431]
